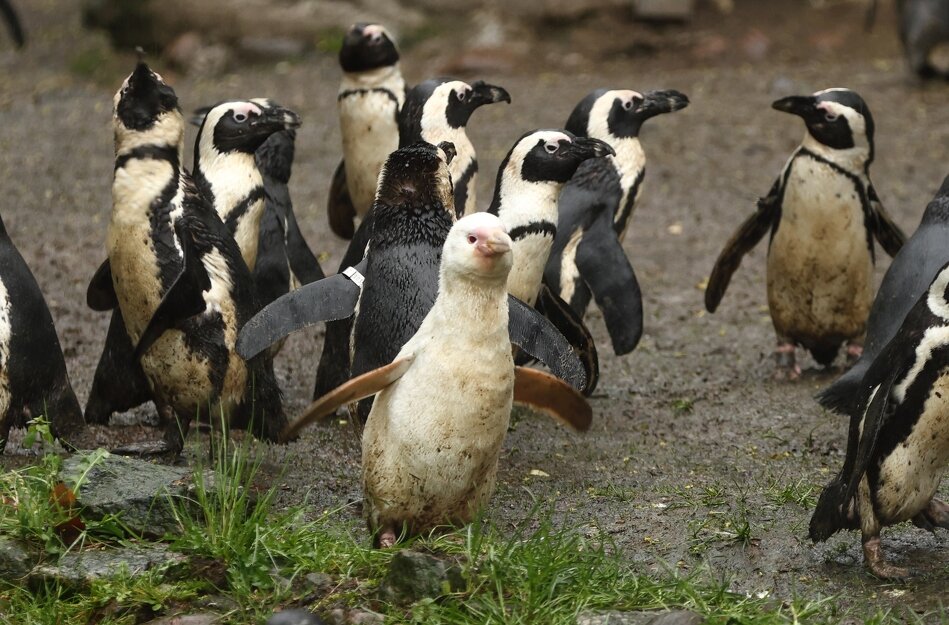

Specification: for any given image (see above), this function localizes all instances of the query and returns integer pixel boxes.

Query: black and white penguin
[193,99,302,272]
[544,89,689,357]
[0,213,84,452]
[237,143,588,423]
[328,23,405,239]
[0,0,24,48]
[278,213,592,547]
[819,174,949,415]
[897,0,949,79]
[399,78,511,218]
[810,260,949,579]
[97,60,286,453]
[705,88,906,379]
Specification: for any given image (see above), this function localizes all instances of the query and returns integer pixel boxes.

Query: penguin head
[197,100,301,159]
[506,130,615,185]
[401,79,511,143]
[374,141,456,215]
[566,89,689,140]
[113,60,180,132]
[339,23,399,73]
[443,212,513,283]
[772,88,874,160]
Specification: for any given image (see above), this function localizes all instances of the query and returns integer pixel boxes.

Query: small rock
[30,543,188,589]
[141,613,223,625]
[577,610,704,625]
[325,609,383,625]
[304,571,334,591]
[0,535,37,579]
[267,609,325,625]
[378,549,465,603]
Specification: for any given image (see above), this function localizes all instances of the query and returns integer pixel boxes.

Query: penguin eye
[824,112,839,122]
[623,99,634,111]
[467,234,477,244]
[233,112,248,123]
[456,90,467,102]
[545,141,559,154]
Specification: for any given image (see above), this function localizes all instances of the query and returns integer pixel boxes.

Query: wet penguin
[100,60,286,453]
[399,78,511,218]
[278,213,592,547]
[193,99,302,272]
[810,260,949,579]
[0,0,24,48]
[0,213,84,452]
[237,143,588,422]
[819,174,949,415]
[544,89,688,356]
[328,23,405,239]
[705,88,906,379]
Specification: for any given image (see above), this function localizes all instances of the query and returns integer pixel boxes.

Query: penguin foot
[845,342,863,364]
[863,536,911,580]
[773,343,801,381]
[917,498,949,529]
[377,525,397,549]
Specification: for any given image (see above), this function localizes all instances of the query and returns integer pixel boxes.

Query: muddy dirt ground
[2,0,949,620]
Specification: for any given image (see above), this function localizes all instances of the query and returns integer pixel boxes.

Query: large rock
[0,535,37,579]
[30,543,188,588]
[378,549,465,603]
[62,451,212,538]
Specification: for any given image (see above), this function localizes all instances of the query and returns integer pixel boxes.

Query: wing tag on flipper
[513,366,592,432]
[280,355,414,442]
[87,259,118,311]
[133,226,211,360]
[237,258,368,360]
[508,295,587,391]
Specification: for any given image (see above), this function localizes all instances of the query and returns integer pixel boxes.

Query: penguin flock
[1,20,948,580]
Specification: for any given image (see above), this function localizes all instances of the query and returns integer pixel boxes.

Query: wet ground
[2,0,949,620]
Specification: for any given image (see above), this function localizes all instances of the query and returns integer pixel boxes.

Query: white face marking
[800,90,871,172]
[559,226,585,304]
[586,90,641,140]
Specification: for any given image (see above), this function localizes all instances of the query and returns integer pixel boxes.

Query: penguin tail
[809,479,852,543]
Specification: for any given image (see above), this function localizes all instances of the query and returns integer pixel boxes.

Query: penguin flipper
[867,184,907,258]
[513,367,592,432]
[705,191,780,312]
[575,216,644,355]
[87,259,118,311]
[280,355,414,442]
[237,259,368,360]
[327,160,357,240]
[535,282,599,395]
[0,0,25,48]
[507,295,587,392]
[284,206,325,284]
[133,225,212,361]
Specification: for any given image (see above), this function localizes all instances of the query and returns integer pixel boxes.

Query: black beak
[437,141,457,166]
[772,95,819,118]
[569,136,615,160]
[255,106,302,132]
[469,81,511,107]
[639,89,690,118]
[127,60,160,93]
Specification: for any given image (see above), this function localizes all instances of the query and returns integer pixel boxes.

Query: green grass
[0,432,927,624]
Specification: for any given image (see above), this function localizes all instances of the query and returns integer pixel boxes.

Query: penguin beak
[475,228,512,258]
[568,137,615,160]
[127,61,161,93]
[772,95,819,118]
[255,107,302,133]
[468,81,512,108]
[638,89,690,119]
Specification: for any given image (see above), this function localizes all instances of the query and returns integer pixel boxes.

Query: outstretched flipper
[328,160,357,240]
[87,259,118,311]
[575,212,644,355]
[133,224,211,360]
[705,185,782,312]
[237,258,367,360]
[867,184,906,258]
[508,295,587,391]
[280,356,414,442]
[534,282,599,395]
[513,367,592,432]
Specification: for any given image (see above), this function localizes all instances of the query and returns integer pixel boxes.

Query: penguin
[0,0,24,48]
[237,143,588,422]
[328,22,405,239]
[897,0,949,79]
[704,88,906,379]
[193,99,302,272]
[0,212,84,452]
[819,174,949,415]
[810,260,949,579]
[544,89,689,356]
[99,60,286,454]
[399,78,511,218]
[85,98,301,426]
[278,213,593,547]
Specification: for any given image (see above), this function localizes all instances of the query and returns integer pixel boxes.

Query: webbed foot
[773,343,801,381]
[914,498,949,530]
[845,342,863,365]
[863,536,912,580]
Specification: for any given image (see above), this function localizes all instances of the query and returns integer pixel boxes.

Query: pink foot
[773,343,801,381]
[378,526,397,548]
[863,536,911,580]
[846,343,863,364]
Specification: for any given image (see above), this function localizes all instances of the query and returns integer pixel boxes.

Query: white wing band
[342,266,365,288]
